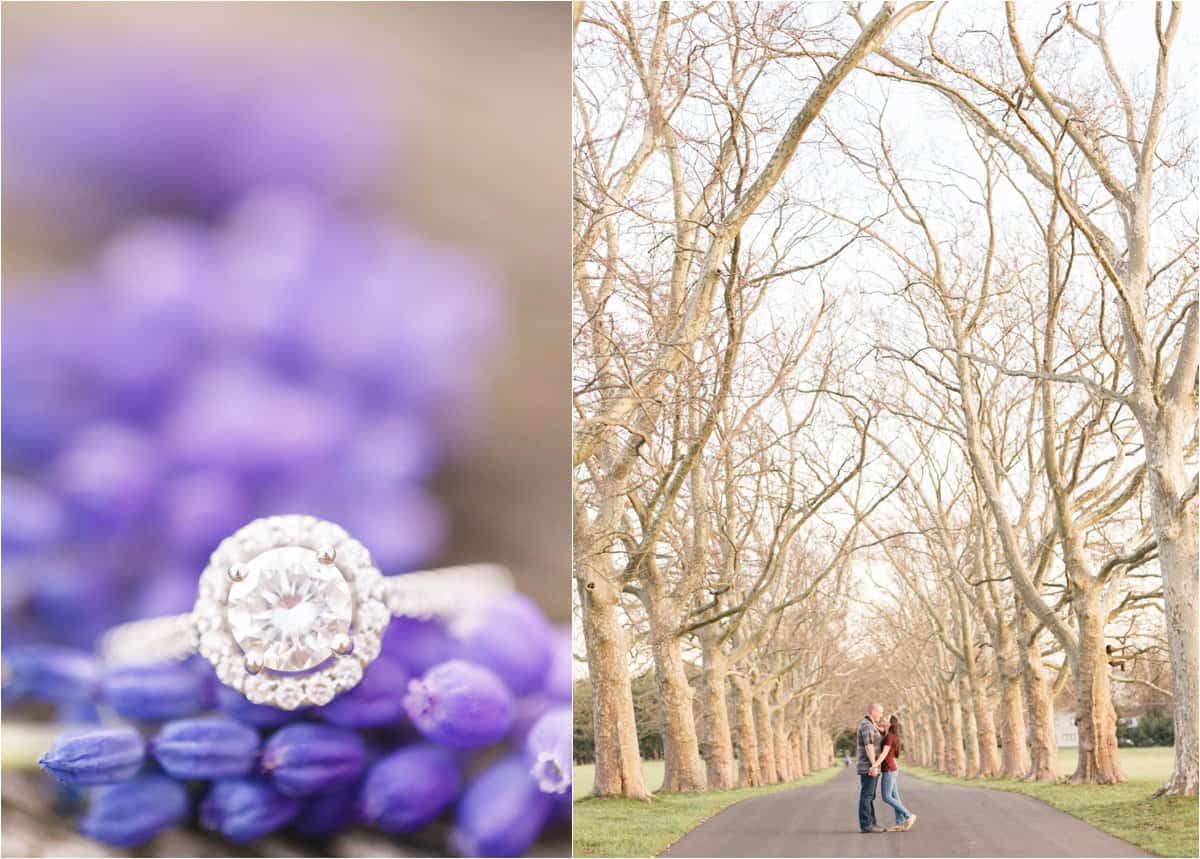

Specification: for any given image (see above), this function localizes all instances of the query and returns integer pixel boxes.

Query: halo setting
[194,515,388,709]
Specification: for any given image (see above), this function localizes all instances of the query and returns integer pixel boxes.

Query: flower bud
[39,726,144,786]
[215,684,301,727]
[360,744,460,834]
[3,644,99,704]
[152,718,259,780]
[524,707,572,795]
[319,656,409,728]
[261,723,367,797]
[451,755,555,857]
[462,594,553,696]
[542,625,572,701]
[79,775,189,847]
[382,615,461,675]
[199,777,299,842]
[292,784,361,839]
[404,660,513,749]
[102,662,213,721]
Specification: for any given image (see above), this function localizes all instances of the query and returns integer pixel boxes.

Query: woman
[879,714,916,831]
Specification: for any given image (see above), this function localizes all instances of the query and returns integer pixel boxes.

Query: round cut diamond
[227,546,353,672]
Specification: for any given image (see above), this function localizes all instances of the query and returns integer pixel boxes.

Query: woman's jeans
[880,770,912,824]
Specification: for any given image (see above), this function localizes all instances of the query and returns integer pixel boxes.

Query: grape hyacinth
[3,40,389,233]
[4,34,566,857]
[39,727,145,787]
[33,602,567,853]
[1,190,499,653]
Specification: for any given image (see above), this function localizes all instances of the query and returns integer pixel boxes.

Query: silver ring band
[100,563,512,668]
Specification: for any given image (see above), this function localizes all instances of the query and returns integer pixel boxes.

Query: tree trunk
[1016,604,1057,781]
[1144,417,1200,795]
[959,674,981,777]
[929,699,946,772]
[577,576,650,798]
[752,690,779,783]
[943,679,966,777]
[995,629,1031,778]
[698,633,737,789]
[808,723,825,771]
[1069,586,1124,784]
[797,719,811,776]
[972,683,1001,777]
[730,676,761,787]
[644,586,707,792]
[772,708,792,782]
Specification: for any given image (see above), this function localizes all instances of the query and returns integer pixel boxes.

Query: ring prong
[316,545,337,565]
[228,563,249,582]
[244,651,265,674]
[332,633,354,656]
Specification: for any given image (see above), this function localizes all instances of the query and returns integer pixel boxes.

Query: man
[856,703,885,833]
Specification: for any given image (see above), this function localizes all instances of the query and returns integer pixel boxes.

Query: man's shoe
[903,815,917,831]
[869,826,887,833]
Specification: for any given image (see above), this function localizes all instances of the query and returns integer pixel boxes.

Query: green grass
[1053,746,1176,783]
[909,748,1196,858]
[574,760,665,797]
[573,766,840,857]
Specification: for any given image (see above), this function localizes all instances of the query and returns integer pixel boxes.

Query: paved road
[659,767,1149,858]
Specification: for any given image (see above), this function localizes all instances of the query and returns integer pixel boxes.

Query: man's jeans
[858,772,878,831]
[880,770,912,825]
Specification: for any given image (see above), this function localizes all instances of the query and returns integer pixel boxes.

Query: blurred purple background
[1,3,569,648]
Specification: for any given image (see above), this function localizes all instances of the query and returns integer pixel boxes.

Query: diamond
[354,630,382,664]
[355,566,383,595]
[244,676,276,705]
[216,657,245,691]
[359,600,390,631]
[332,659,363,689]
[305,676,336,706]
[227,546,354,672]
[276,680,305,710]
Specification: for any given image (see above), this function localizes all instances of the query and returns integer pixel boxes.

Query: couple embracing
[857,702,917,833]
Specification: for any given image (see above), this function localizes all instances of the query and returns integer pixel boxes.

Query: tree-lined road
[660,768,1149,858]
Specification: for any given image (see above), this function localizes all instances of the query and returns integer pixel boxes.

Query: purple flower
[2,187,497,649]
[80,775,189,847]
[404,660,514,749]
[361,744,461,834]
[199,778,299,842]
[50,422,163,529]
[319,656,410,729]
[542,625,572,701]
[39,727,145,786]
[102,662,214,721]
[261,723,367,797]
[4,41,386,228]
[525,707,572,795]
[382,616,462,676]
[451,755,556,857]
[1,477,66,555]
[462,594,554,696]
[510,694,556,747]
[292,785,362,839]
[151,718,259,780]
[2,644,99,704]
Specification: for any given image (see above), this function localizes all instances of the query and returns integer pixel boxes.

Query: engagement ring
[100,514,512,710]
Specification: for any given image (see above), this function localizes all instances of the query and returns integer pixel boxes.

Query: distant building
[1054,711,1078,748]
